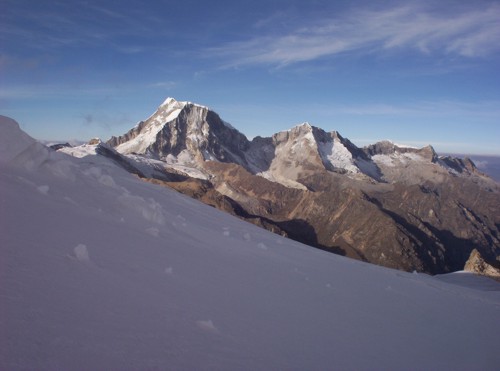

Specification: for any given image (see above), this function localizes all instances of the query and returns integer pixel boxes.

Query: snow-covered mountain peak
[108,98,250,173]
[160,96,182,107]
[160,97,208,111]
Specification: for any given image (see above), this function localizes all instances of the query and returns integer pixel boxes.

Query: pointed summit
[160,97,186,109]
[107,97,249,168]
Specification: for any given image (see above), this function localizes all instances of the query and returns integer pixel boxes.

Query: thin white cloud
[208,3,500,67]
[320,100,500,119]
[1,1,167,53]
[148,81,177,89]
[0,81,178,101]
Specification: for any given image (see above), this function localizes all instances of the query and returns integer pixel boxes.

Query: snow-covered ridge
[0,115,37,163]
[106,97,483,188]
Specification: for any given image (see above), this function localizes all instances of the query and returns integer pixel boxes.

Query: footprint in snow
[146,227,160,237]
[37,185,49,195]
[196,320,219,333]
[222,227,230,237]
[243,232,251,241]
[257,242,268,250]
[74,244,90,263]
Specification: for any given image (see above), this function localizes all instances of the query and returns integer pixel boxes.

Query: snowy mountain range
[93,98,500,274]
[106,98,386,186]
[2,114,500,370]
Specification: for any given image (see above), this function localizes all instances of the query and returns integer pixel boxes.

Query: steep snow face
[115,100,186,155]
[317,137,359,173]
[1,116,500,370]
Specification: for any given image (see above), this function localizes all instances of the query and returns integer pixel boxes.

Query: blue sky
[1,0,500,154]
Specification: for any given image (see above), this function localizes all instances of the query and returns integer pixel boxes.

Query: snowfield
[1,115,499,370]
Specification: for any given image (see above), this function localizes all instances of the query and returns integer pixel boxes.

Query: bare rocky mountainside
[65,98,500,274]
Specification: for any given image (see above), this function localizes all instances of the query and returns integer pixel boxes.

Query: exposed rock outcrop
[464,249,500,281]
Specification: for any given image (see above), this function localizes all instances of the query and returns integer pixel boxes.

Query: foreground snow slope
[1,115,499,370]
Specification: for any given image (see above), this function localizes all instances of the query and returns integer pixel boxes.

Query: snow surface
[373,152,426,168]
[129,153,209,180]
[1,116,500,370]
[58,142,101,158]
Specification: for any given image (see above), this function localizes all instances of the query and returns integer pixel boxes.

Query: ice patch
[222,227,230,237]
[74,244,90,263]
[243,232,251,241]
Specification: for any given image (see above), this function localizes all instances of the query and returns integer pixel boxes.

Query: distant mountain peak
[364,140,437,162]
[108,97,249,168]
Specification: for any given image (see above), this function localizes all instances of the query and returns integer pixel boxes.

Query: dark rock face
[107,120,148,148]
[49,143,71,151]
[104,98,500,274]
[440,156,480,175]
[108,100,249,166]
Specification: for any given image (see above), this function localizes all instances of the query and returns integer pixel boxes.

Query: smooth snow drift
[1,116,499,370]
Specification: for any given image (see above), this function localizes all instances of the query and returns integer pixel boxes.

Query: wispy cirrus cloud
[0,0,167,53]
[208,3,500,67]
[318,100,500,119]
